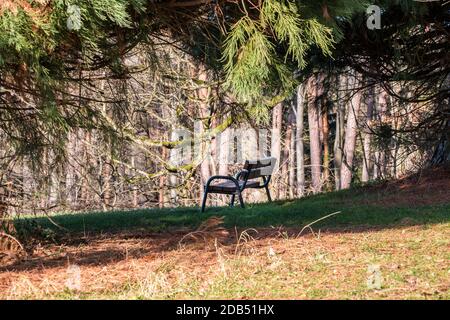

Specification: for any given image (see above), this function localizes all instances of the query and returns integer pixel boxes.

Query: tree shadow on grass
[0,230,186,272]
[2,204,449,273]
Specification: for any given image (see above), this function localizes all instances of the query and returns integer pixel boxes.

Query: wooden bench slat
[209,180,259,193]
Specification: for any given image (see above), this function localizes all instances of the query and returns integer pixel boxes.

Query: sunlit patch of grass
[64,223,448,300]
[13,187,450,238]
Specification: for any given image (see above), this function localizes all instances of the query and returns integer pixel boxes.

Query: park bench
[201,157,277,212]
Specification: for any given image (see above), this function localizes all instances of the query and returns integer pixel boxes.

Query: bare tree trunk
[199,139,211,187]
[169,175,178,207]
[307,75,322,193]
[362,85,375,183]
[373,87,388,180]
[159,145,167,208]
[197,64,212,205]
[217,126,230,205]
[64,132,75,207]
[168,112,180,207]
[334,74,346,190]
[334,109,344,190]
[210,116,218,179]
[317,73,331,190]
[390,86,400,179]
[322,108,330,190]
[282,121,293,199]
[80,130,92,207]
[101,154,112,210]
[242,127,258,161]
[130,155,138,207]
[168,135,178,207]
[47,150,59,209]
[271,102,283,199]
[288,118,295,199]
[295,84,305,197]
[218,127,230,176]
[340,73,362,189]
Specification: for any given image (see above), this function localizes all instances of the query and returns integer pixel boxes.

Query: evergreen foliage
[0,0,153,160]
[0,0,367,159]
[0,0,447,161]
[222,0,334,103]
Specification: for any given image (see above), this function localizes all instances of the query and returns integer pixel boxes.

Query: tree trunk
[217,126,230,205]
[159,144,167,208]
[81,130,92,207]
[307,75,322,193]
[362,85,375,183]
[340,73,362,189]
[288,117,296,199]
[131,155,138,207]
[101,154,112,210]
[333,75,345,190]
[282,123,292,199]
[218,127,230,176]
[197,64,212,205]
[295,84,305,197]
[333,108,344,190]
[322,108,330,190]
[271,102,283,199]
[373,87,388,180]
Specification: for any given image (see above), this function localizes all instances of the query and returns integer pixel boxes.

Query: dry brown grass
[179,216,229,247]
[0,221,448,299]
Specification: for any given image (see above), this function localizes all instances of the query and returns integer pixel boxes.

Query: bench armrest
[205,175,241,191]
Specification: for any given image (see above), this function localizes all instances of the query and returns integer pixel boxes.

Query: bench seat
[208,179,260,193]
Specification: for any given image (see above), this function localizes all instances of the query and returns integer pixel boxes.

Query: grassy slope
[17,186,449,235]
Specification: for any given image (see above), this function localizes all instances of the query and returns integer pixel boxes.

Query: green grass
[14,186,450,236]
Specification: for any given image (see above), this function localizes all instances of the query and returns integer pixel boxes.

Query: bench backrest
[243,157,277,179]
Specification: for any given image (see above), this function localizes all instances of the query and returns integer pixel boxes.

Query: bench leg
[201,191,208,212]
[230,194,236,207]
[230,194,235,207]
[237,190,245,208]
[265,186,272,202]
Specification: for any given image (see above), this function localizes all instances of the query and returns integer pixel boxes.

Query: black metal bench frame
[201,157,276,212]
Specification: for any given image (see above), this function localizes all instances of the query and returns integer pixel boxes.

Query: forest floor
[0,165,449,299]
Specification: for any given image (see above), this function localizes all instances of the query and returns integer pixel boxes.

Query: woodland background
[0,0,448,217]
